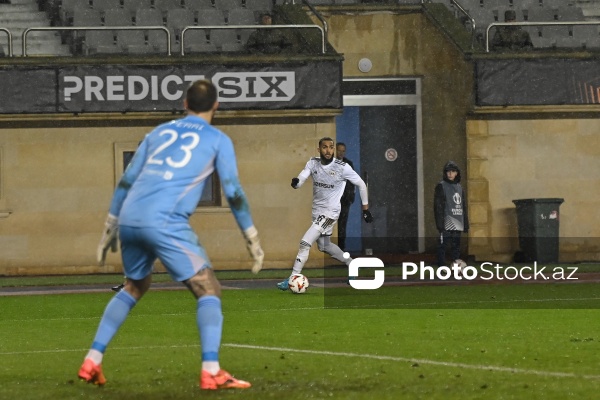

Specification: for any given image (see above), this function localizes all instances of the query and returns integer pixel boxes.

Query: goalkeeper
[277,137,373,290]
[79,80,264,391]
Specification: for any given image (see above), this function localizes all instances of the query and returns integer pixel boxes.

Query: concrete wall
[467,117,600,262]
[0,117,336,275]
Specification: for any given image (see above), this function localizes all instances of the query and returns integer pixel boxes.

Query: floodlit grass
[1,262,598,288]
[2,282,600,399]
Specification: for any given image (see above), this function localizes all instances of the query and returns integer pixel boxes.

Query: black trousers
[437,230,461,266]
[337,202,351,251]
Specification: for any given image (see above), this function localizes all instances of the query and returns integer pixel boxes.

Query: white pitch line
[2,342,598,381]
[223,343,600,380]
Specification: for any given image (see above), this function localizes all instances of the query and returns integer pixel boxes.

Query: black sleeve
[462,188,469,232]
[434,183,445,232]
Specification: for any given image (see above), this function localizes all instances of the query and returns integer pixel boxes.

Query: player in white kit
[277,137,373,290]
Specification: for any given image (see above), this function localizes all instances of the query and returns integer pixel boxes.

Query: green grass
[2,281,600,399]
[1,261,598,287]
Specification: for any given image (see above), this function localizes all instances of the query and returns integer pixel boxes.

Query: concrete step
[0,11,52,24]
[0,4,39,13]
[11,40,73,56]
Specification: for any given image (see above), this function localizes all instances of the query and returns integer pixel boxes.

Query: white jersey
[296,157,368,220]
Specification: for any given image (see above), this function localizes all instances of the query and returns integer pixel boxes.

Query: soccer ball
[288,274,309,294]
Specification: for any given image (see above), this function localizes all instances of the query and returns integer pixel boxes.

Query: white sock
[85,349,103,365]
[202,361,220,375]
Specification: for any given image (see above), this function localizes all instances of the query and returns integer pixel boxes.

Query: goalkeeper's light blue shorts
[119,224,212,282]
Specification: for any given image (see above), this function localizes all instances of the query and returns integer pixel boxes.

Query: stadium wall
[467,116,600,263]
[0,7,477,275]
[0,115,338,275]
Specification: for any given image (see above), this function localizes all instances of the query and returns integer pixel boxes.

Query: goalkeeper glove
[97,213,118,266]
[362,210,374,223]
[243,226,264,274]
[291,178,299,189]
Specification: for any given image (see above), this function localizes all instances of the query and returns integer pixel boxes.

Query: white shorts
[311,214,337,236]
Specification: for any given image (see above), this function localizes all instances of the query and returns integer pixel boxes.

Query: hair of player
[186,80,217,113]
[337,142,346,148]
[319,137,334,147]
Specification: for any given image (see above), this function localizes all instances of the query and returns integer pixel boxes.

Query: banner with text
[0,61,342,114]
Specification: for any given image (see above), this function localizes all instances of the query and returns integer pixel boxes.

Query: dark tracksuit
[434,161,469,266]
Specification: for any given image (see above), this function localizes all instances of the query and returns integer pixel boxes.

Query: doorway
[336,78,424,254]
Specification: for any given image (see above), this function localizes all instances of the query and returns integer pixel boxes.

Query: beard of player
[320,149,334,165]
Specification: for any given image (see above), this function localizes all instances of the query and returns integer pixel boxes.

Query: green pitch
[2,282,600,399]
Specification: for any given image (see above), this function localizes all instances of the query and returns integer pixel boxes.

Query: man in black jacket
[434,161,469,266]
[336,142,355,251]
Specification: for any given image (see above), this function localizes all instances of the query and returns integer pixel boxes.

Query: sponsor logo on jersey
[314,182,334,189]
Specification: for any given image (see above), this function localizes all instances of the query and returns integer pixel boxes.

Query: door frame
[342,77,424,253]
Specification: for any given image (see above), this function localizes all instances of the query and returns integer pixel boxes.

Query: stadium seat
[555,6,584,22]
[186,42,218,53]
[135,9,168,51]
[526,26,545,48]
[183,28,215,53]
[149,34,170,53]
[104,8,134,26]
[197,9,226,26]
[554,35,580,49]
[543,0,571,9]
[244,0,273,13]
[540,24,570,45]
[60,0,91,25]
[92,0,121,13]
[227,9,256,25]
[209,29,238,49]
[214,0,241,11]
[154,0,183,11]
[72,8,102,26]
[525,7,556,22]
[123,0,153,16]
[84,30,119,55]
[184,0,214,11]
[117,30,150,54]
[166,8,195,47]
[571,25,600,49]
[166,8,195,29]
[238,27,256,45]
[136,8,164,26]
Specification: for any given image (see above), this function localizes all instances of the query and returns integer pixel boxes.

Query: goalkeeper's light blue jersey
[109,115,253,231]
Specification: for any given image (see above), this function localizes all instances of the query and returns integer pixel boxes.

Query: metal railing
[180,24,326,56]
[0,27,12,57]
[450,0,476,49]
[485,20,600,52]
[301,0,329,44]
[22,26,171,57]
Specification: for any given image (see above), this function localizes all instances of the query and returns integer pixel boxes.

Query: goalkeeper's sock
[202,361,220,375]
[91,290,137,354]
[85,349,103,365]
[197,296,223,371]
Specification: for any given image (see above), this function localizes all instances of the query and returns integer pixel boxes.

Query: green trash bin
[512,198,564,264]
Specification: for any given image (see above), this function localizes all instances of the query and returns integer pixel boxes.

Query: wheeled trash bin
[512,198,564,264]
